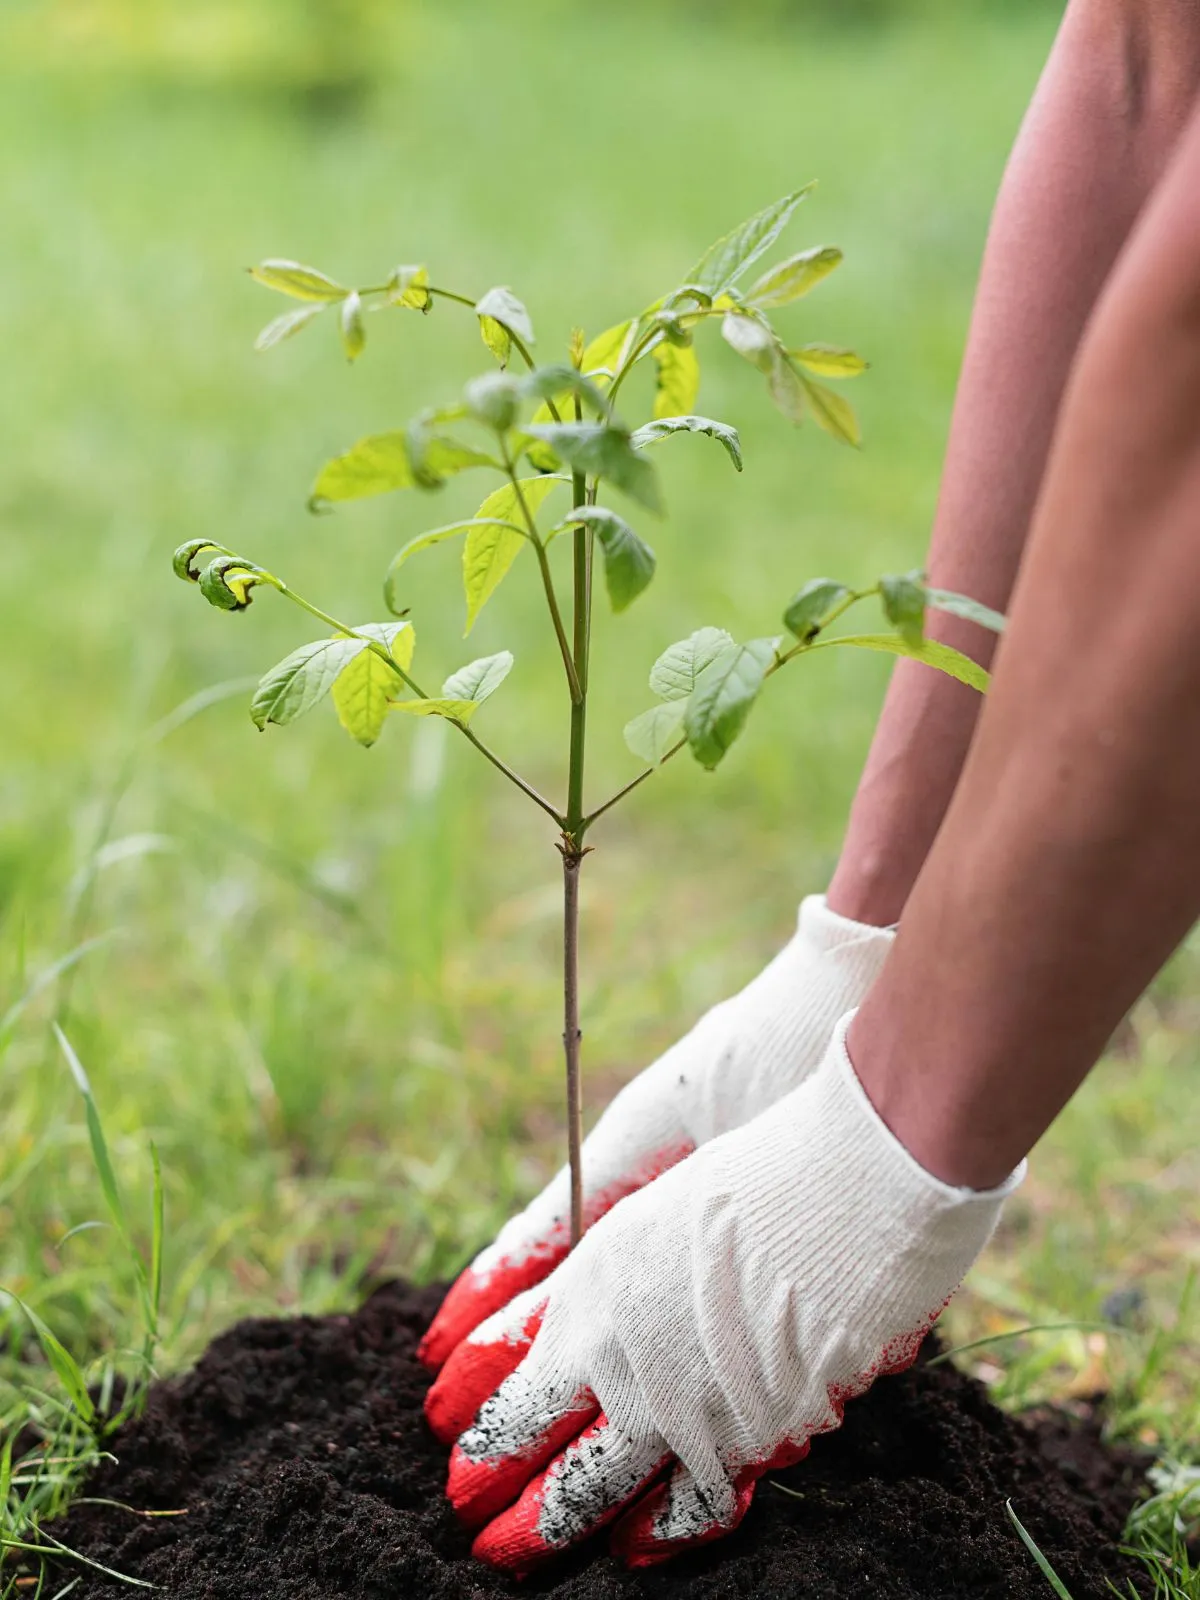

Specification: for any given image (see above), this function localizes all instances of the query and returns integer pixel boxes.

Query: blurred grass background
[0,0,1196,1472]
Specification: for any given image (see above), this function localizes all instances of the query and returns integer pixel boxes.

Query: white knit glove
[418,896,892,1382]
[426,1016,1023,1575]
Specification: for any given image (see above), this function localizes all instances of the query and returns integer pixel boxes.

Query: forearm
[851,88,1200,1187]
[829,0,1200,927]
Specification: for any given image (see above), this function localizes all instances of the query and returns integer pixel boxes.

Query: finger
[447,1364,600,1530]
[610,1441,809,1567]
[416,1138,694,1372]
[424,1284,547,1446]
[471,1414,670,1577]
[417,1240,563,1373]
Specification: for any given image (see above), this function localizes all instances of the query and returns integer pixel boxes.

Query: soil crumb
[53,1281,1149,1598]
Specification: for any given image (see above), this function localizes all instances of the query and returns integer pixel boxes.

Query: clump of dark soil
[51,1281,1149,1599]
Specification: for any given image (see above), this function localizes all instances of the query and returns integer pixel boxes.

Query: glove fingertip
[417,1246,563,1371]
[424,1305,544,1445]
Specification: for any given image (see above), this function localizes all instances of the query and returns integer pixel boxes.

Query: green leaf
[721,309,777,371]
[385,517,525,611]
[251,636,369,729]
[476,285,534,367]
[463,475,559,632]
[391,697,478,727]
[255,303,324,352]
[339,290,366,362]
[311,431,495,507]
[387,264,431,310]
[808,632,989,693]
[747,246,842,309]
[442,650,513,704]
[631,415,743,471]
[927,587,1006,635]
[652,341,700,420]
[524,422,663,514]
[1005,1502,1076,1600]
[783,578,852,640]
[648,626,735,700]
[562,505,656,612]
[464,372,522,432]
[801,375,861,446]
[522,363,609,417]
[249,259,348,302]
[331,622,415,747]
[624,700,686,765]
[0,1289,95,1424]
[685,637,777,769]
[687,185,815,294]
[791,342,867,378]
[880,570,927,647]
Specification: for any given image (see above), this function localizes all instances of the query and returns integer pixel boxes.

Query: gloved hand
[418,896,893,1385]
[425,1016,1023,1575]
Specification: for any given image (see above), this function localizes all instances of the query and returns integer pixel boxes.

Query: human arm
[850,78,1200,1187]
[829,0,1200,927]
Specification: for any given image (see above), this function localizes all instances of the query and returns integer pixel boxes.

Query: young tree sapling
[174,186,1002,1248]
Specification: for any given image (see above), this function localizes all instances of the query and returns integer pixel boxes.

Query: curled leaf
[199,555,270,611]
[631,415,742,471]
[174,538,232,583]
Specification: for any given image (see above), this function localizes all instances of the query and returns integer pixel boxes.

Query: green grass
[0,2,1196,1590]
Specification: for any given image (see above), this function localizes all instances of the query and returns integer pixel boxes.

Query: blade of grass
[1006,1499,1076,1599]
[926,1321,1121,1368]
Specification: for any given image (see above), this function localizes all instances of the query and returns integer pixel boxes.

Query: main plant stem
[562,457,591,1248]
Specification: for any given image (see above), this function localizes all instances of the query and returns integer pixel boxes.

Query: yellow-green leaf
[652,340,700,420]
[808,633,988,692]
[581,320,633,380]
[250,259,347,302]
[791,343,867,378]
[746,246,842,309]
[463,476,559,633]
[331,622,415,747]
[801,375,861,447]
[387,264,431,310]
[391,697,479,727]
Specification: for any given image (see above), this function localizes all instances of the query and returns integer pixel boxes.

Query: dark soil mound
[52,1281,1149,1599]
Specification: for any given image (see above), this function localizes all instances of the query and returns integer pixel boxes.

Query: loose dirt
[53,1280,1150,1598]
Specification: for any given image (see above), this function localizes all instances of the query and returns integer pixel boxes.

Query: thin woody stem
[505,455,582,703]
[562,846,585,1248]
